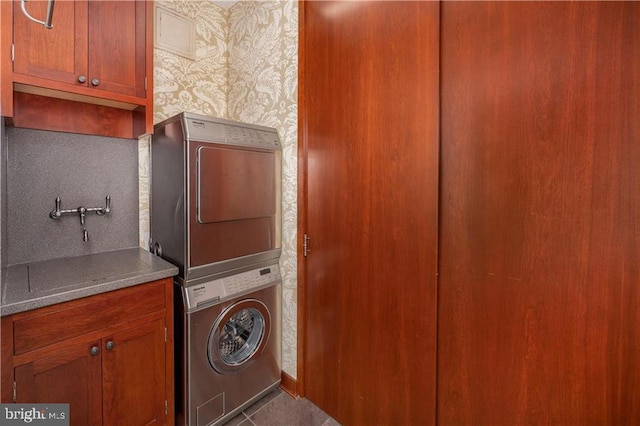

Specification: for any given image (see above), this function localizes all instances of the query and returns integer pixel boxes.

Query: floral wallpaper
[227,0,299,379]
[154,0,229,122]
[146,0,299,379]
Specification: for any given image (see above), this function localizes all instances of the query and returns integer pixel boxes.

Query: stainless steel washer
[175,264,282,426]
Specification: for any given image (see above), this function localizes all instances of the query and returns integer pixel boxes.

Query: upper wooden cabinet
[13,0,146,99]
[1,0,153,138]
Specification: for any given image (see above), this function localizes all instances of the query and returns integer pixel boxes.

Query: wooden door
[102,319,166,425]
[438,2,640,424]
[299,2,439,425]
[12,0,88,86]
[14,341,102,426]
[87,0,146,98]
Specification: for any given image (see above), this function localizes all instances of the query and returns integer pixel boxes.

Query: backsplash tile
[6,128,139,265]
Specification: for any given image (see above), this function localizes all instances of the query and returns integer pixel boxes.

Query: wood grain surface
[438,2,640,424]
[300,2,440,425]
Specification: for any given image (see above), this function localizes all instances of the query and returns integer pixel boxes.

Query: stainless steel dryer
[175,263,282,426]
[150,112,282,283]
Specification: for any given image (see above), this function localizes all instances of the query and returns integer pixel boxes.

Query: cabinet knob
[90,345,100,356]
[106,340,115,351]
[91,78,100,87]
[78,75,86,84]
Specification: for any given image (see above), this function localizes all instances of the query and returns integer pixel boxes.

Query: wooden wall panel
[438,2,640,424]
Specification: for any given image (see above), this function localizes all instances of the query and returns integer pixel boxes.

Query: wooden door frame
[295,0,308,398]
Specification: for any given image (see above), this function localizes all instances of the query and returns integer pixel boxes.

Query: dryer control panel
[183,264,281,311]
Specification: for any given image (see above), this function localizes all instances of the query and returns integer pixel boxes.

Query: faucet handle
[96,195,111,215]
[49,196,62,219]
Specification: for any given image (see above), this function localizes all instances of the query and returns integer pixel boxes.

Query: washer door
[207,298,271,374]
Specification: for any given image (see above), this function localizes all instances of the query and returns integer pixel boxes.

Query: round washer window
[208,299,270,374]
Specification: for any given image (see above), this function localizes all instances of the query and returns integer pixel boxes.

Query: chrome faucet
[49,196,111,241]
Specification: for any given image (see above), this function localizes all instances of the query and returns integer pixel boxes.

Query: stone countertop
[1,248,178,317]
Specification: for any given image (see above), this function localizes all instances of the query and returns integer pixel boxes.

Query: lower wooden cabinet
[1,278,174,425]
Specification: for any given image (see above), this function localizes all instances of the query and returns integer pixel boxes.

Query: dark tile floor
[224,388,341,426]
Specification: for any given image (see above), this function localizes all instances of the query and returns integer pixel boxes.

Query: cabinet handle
[91,78,100,87]
[19,0,55,29]
[78,75,86,84]
[106,340,115,351]
[90,345,100,356]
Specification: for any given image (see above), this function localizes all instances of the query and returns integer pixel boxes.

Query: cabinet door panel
[13,0,88,85]
[15,342,102,426]
[102,319,166,425]
[88,0,146,98]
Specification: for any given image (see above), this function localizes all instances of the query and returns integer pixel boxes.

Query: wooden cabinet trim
[162,277,175,424]
[12,278,170,355]
[10,278,171,320]
[13,79,147,109]
[12,92,136,139]
[12,311,165,367]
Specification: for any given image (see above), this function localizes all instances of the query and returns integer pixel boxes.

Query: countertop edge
[1,248,179,317]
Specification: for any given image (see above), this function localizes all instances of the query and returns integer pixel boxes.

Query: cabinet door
[14,341,102,426]
[87,0,146,98]
[12,0,88,86]
[102,319,166,425]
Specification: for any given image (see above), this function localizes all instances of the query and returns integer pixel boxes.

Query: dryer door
[207,299,271,374]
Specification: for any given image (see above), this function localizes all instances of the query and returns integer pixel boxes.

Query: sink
[27,251,153,293]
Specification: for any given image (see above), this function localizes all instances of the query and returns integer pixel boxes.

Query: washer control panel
[183,264,281,310]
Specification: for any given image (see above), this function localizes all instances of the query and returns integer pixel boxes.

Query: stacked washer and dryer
[151,113,282,426]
